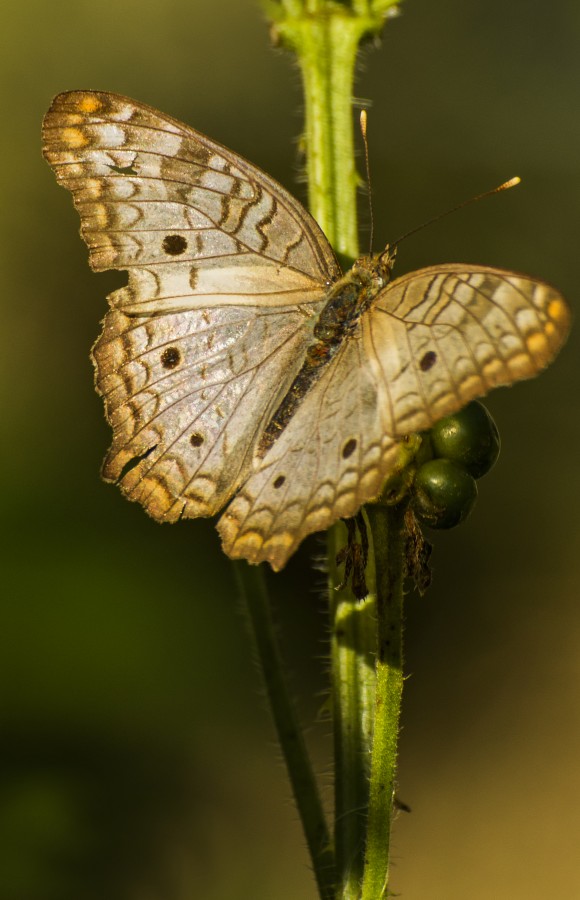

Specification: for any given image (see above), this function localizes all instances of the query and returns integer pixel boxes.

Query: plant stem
[262,3,407,897]
[272,2,395,258]
[328,523,377,898]
[293,12,362,258]
[234,562,335,900]
[360,503,406,899]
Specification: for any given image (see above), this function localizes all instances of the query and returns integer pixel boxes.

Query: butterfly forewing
[366,265,571,436]
[43,91,570,568]
[42,91,340,283]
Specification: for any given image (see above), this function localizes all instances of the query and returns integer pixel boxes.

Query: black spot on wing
[419,350,437,372]
[161,347,181,369]
[162,234,188,255]
[342,438,357,459]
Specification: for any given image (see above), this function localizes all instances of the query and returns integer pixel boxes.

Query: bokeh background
[2,1,579,897]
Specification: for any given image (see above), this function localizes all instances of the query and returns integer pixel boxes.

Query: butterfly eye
[419,351,437,372]
[273,476,286,489]
[162,234,188,255]
[160,347,181,369]
[190,433,204,448]
[342,439,357,459]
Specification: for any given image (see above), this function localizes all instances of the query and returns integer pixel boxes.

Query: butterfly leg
[335,512,370,600]
[404,507,432,595]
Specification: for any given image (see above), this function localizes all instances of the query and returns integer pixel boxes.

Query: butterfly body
[258,252,394,457]
[43,91,571,570]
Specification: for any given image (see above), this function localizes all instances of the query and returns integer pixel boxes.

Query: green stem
[234,562,335,900]
[271,1,396,254]
[361,503,406,899]
[262,3,406,897]
[295,13,362,258]
[328,523,377,898]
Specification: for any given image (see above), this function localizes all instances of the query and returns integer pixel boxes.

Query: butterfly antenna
[389,176,521,249]
[360,110,375,254]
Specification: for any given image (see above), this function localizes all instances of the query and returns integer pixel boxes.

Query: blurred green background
[2,0,579,897]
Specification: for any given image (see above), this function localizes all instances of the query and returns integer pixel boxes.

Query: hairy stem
[328,522,377,897]
[361,503,406,898]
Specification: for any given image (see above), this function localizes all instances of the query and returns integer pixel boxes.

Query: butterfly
[42,91,570,571]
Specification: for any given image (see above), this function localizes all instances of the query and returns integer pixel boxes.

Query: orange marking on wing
[61,127,88,149]
[78,95,103,114]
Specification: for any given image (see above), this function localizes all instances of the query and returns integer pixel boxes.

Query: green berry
[430,401,500,479]
[412,459,478,529]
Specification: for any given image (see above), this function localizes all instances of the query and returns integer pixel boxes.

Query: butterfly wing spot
[61,127,88,149]
[190,433,205,448]
[189,267,198,290]
[273,475,286,489]
[160,347,181,369]
[342,438,357,459]
[526,331,549,359]
[419,350,437,372]
[548,297,569,326]
[162,234,188,255]
[78,95,103,114]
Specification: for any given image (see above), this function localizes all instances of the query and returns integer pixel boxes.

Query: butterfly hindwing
[93,302,324,520]
[218,331,402,569]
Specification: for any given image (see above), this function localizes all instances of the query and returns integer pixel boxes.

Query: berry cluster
[411,401,501,529]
